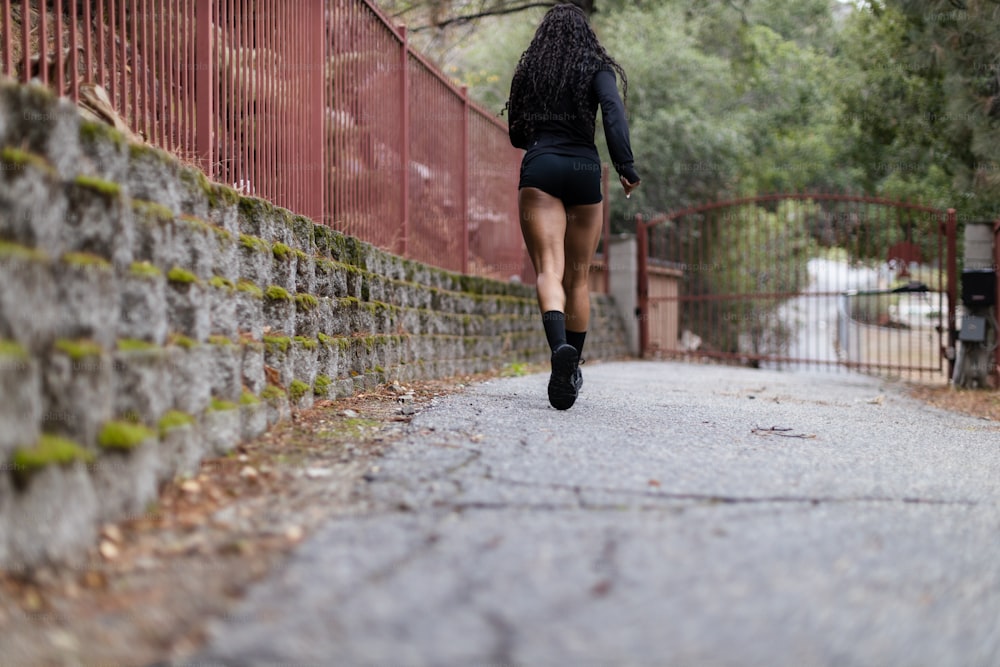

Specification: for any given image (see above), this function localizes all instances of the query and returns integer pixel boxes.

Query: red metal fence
[0,0,536,280]
[637,193,958,382]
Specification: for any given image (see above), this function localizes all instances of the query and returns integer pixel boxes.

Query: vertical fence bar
[399,24,409,256]
[54,0,64,95]
[2,0,11,77]
[994,219,1000,386]
[945,208,958,379]
[38,0,47,85]
[21,0,30,85]
[461,85,469,274]
[195,0,214,175]
[637,214,649,357]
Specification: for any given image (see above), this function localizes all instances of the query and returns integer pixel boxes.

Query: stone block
[237,236,272,287]
[316,337,341,380]
[54,257,119,349]
[208,340,242,402]
[263,293,295,338]
[5,462,98,568]
[210,231,240,284]
[295,254,316,295]
[166,343,213,416]
[174,216,215,281]
[157,421,203,483]
[90,438,159,523]
[118,267,169,345]
[0,346,40,459]
[294,297,321,339]
[270,248,297,292]
[125,144,183,215]
[41,342,114,448]
[64,179,134,271]
[263,337,294,386]
[0,154,69,258]
[289,215,316,255]
[207,283,239,339]
[113,344,170,425]
[291,339,319,390]
[2,83,83,181]
[240,402,268,441]
[0,249,59,353]
[234,288,264,340]
[177,167,212,220]
[165,278,210,342]
[131,199,176,269]
[241,342,266,394]
[78,119,130,185]
[202,405,241,456]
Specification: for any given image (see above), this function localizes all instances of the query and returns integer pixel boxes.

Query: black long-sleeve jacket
[508,68,640,185]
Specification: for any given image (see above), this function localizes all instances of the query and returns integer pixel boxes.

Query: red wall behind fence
[1,0,542,281]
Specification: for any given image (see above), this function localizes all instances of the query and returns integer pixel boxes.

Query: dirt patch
[0,369,533,667]
[906,382,1000,422]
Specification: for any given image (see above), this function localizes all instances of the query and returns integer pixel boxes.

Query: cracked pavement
[191,361,1000,667]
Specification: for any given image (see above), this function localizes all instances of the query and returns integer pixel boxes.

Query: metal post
[636,214,649,358]
[398,25,410,258]
[195,0,215,176]
[994,218,1000,386]
[946,208,958,380]
[461,85,470,275]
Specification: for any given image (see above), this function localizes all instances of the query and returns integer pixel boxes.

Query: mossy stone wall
[0,81,628,568]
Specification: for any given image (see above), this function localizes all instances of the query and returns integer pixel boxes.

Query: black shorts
[518,152,603,207]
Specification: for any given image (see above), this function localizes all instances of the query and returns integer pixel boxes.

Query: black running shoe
[572,357,585,392]
[548,343,579,410]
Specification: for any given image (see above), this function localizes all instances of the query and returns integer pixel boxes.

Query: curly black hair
[503,3,628,143]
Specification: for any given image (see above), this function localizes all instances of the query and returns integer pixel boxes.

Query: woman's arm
[593,69,640,186]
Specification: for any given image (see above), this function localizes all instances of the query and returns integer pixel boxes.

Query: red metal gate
[636,194,958,381]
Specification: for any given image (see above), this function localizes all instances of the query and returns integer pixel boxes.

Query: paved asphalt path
[192,361,1000,667]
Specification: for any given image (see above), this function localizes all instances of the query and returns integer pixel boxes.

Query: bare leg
[562,202,603,333]
[519,187,568,313]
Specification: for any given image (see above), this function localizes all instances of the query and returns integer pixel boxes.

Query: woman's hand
[620,175,640,199]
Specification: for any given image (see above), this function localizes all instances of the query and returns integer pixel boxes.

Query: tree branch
[409,2,560,32]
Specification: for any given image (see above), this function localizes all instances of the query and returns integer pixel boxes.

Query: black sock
[566,330,587,358]
[542,311,566,351]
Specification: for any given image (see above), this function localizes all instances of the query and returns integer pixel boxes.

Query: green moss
[208,335,234,346]
[128,142,172,164]
[239,233,270,254]
[0,146,54,175]
[288,379,310,402]
[74,174,122,199]
[209,397,238,412]
[264,336,291,354]
[337,337,351,351]
[167,266,199,285]
[63,251,112,270]
[118,338,159,353]
[0,339,28,359]
[261,384,286,402]
[317,332,335,347]
[239,390,260,406]
[0,240,48,263]
[129,260,162,279]
[158,410,195,436]
[295,293,319,311]
[79,119,126,149]
[98,420,155,451]
[294,336,318,350]
[313,374,332,396]
[340,296,360,308]
[169,333,197,350]
[238,196,275,221]
[272,242,293,261]
[11,435,94,474]
[131,198,175,223]
[264,285,292,302]
[209,183,242,209]
[236,280,263,298]
[209,275,235,290]
[54,338,102,360]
